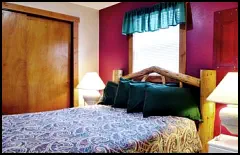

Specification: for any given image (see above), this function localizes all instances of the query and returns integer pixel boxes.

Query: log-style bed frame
[122,66,216,153]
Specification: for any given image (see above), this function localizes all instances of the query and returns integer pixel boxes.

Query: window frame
[128,3,187,81]
[128,23,186,73]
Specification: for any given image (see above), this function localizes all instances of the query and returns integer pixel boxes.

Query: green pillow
[127,82,146,113]
[143,86,201,121]
[99,81,118,105]
[112,78,131,108]
[112,78,145,108]
[127,83,166,113]
[165,82,179,87]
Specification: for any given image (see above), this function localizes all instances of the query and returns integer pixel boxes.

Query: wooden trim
[179,25,186,74]
[128,34,133,74]
[73,22,79,107]
[198,70,216,153]
[179,23,187,87]
[2,2,79,22]
[2,2,80,107]
[122,66,200,87]
[179,2,187,74]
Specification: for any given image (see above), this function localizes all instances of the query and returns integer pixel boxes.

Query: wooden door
[26,16,71,113]
[2,10,71,114]
[2,10,29,114]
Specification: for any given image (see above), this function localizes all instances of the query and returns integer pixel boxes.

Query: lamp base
[82,90,100,105]
[219,105,238,135]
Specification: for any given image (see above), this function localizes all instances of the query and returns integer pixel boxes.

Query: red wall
[99,2,158,84]
[99,2,238,137]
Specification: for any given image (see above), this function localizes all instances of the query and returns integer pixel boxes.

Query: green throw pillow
[127,82,146,113]
[99,81,118,105]
[127,83,166,113]
[112,78,131,108]
[143,85,201,121]
[165,82,179,87]
[112,78,145,108]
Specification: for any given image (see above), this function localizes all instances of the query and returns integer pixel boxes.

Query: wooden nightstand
[208,134,238,153]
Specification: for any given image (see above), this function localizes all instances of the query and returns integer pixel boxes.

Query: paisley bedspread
[2,105,202,153]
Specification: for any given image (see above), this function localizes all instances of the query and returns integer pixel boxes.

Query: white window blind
[133,25,179,73]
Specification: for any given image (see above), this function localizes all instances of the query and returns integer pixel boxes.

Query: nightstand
[208,134,238,153]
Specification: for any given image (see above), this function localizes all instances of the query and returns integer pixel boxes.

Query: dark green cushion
[127,82,146,113]
[165,82,179,87]
[99,81,118,105]
[112,78,145,108]
[112,78,131,108]
[127,83,166,113]
[143,86,201,121]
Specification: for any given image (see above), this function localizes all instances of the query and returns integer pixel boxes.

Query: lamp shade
[207,72,238,104]
[77,72,105,90]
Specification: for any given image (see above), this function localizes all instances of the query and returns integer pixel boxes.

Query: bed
[2,105,202,153]
[2,66,216,153]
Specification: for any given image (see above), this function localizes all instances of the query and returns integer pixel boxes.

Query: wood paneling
[2,10,28,114]
[26,16,71,113]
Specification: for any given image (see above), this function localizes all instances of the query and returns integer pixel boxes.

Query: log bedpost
[198,70,216,153]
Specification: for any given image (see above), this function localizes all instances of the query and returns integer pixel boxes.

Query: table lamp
[207,72,238,137]
[77,72,105,105]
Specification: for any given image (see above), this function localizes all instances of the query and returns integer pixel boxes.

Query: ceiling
[69,2,121,10]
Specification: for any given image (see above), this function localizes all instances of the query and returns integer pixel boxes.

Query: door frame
[2,2,80,107]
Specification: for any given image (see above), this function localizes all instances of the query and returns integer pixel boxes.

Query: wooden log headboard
[122,66,216,153]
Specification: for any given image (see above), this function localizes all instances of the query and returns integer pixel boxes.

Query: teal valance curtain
[122,2,186,35]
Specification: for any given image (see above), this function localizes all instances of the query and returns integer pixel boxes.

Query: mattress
[2,105,202,153]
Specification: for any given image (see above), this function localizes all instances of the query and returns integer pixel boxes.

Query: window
[129,24,186,74]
